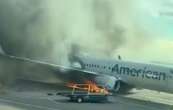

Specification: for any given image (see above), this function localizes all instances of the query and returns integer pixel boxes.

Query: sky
[135,0,173,38]
[114,0,173,62]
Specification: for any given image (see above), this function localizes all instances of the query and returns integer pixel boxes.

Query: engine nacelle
[71,62,82,69]
[94,75,120,91]
[95,75,133,94]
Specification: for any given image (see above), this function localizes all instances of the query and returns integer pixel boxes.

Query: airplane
[69,54,173,94]
[0,51,173,94]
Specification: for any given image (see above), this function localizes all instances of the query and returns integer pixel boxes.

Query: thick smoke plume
[0,0,152,65]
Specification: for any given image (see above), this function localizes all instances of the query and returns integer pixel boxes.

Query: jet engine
[94,75,133,94]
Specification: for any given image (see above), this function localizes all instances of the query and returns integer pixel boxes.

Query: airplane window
[89,64,91,67]
[108,67,111,69]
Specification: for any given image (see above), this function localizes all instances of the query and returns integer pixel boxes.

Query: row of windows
[84,63,112,70]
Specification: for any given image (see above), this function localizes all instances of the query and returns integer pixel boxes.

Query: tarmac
[0,79,172,110]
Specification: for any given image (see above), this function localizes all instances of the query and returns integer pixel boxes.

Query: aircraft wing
[0,54,99,85]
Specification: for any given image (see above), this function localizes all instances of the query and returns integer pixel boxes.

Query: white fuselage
[77,56,173,93]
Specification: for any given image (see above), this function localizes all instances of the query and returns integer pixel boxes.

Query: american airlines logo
[112,64,166,81]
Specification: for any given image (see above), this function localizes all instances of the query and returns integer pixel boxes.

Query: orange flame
[66,81,109,95]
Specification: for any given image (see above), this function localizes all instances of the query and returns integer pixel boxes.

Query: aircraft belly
[167,75,173,93]
[121,75,167,92]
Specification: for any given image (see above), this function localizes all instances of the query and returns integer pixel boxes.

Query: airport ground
[0,79,172,110]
